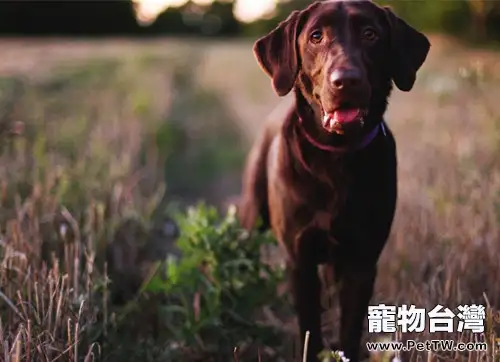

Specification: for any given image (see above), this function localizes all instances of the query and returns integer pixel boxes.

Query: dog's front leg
[338,263,377,362]
[290,229,323,362]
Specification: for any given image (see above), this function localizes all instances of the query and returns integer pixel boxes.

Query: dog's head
[253,0,430,136]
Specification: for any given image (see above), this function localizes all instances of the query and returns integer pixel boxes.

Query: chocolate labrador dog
[238,0,430,361]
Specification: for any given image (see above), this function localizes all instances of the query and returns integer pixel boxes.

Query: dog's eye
[362,28,377,41]
[309,30,323,44]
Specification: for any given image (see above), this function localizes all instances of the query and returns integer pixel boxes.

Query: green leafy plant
[144,203,288,360]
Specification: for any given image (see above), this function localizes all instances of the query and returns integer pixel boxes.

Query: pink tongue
[331,109,360,124]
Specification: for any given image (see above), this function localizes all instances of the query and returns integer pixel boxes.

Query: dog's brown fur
[238,1,430,361]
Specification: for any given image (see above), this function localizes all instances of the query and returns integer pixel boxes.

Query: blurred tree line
[0,0,499,43]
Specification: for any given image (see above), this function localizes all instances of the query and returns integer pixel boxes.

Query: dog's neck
[278,86,390,200]
[288,87,387,153]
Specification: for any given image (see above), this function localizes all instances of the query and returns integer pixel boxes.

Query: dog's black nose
[330,68,362,90]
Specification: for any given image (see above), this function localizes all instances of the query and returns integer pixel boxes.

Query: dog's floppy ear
[253,9,307,96]
[384,7,430,92]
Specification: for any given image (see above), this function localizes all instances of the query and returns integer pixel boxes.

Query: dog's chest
[268,133,376,229]
[292,183,346,237]
[300,156,351,211]
[311,210,333,231]
[294,155,378,237]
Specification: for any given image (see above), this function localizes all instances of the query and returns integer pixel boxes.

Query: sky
[134,0,276,24]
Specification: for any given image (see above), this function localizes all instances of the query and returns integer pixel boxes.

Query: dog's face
[254,0,430,135]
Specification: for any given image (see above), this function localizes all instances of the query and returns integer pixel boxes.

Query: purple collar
[297,117,387,153]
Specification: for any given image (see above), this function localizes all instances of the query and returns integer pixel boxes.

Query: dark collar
[297,116,387,153]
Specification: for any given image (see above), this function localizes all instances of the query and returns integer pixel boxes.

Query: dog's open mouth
[322,108,366,134]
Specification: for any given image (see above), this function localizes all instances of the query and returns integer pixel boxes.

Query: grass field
[2,35,500,361]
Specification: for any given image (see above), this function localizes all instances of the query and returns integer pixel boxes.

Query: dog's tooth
[329,118,336,131]
[323,113,330,126]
